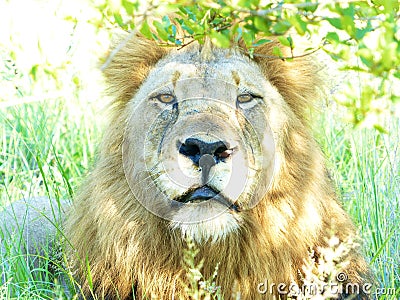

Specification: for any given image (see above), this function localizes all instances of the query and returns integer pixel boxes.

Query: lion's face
[123,48,286,242]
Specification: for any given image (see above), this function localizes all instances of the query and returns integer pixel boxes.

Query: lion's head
[121,41,284,242]
[66,36,370,299]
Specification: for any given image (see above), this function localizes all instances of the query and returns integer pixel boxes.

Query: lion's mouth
[175,186,240,212]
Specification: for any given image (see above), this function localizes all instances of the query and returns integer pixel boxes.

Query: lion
[63,35,372,299]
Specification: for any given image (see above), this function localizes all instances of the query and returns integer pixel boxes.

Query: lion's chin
[169,202,242,243]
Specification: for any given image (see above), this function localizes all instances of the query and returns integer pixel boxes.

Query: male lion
[64,36,371,299]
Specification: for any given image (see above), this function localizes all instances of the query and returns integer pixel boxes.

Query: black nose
[179,138,229,166]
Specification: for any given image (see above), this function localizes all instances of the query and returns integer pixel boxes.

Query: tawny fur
[65,36,370,299]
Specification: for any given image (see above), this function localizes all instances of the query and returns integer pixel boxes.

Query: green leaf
[177,18,196,35]
[72,75,80,87]
[113,13,124,28]
[326,18,343,30]
[278,36,292,47]
[290,15,308,35]
[287,36,293,47]
[381,42,396,70]
[326,31,340,43]
[220,6,232,17]
[272,20,291,34]
[210,30,231,48]
[162,15,171,26]
[373,124,388,134]
[30,65,39,81]
[391,94,400,102]
[121,0,137,15]
[341,3,355,17]
[355,26,371,40]
[341,15,355,37]
[254,16,270,32]
[140,21,152,39]
[211,17,224,26]
[178,6,197,21]
[303,2,318,12]
[272,46,283,58]
[357,48,373,68]
[153,21,169,41]
[242,30,255,47]
[252,39,272,47]
[237,0,259,9]
[375,0,399,13]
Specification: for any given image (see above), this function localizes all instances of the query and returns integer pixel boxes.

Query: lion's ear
[252,41,322,123]
[101,35,169,107]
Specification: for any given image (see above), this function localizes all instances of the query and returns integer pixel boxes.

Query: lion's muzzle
[175,185,240,212]
[178,137,235,183]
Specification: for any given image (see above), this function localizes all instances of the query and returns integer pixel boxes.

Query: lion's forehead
[141,49,267,96]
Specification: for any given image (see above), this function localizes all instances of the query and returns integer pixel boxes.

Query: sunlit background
[0,0,109,109]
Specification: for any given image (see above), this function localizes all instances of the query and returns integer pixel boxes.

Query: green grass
[0,96,101,299]
[315,108,399,299]
[1,99,99,203]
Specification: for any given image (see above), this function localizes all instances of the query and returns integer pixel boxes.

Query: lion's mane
[65,36,370,299]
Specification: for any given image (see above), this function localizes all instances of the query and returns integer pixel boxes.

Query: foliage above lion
[65,36,371,299]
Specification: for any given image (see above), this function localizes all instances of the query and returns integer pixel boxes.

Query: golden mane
[65,35,371,299]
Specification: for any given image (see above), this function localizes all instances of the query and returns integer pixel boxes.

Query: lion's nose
[178,137,230,166]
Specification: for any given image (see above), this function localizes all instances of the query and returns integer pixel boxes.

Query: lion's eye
[237,94,254,103]
[154,94,176,104]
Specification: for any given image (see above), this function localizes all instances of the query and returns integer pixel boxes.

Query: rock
[0,197,68,283]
